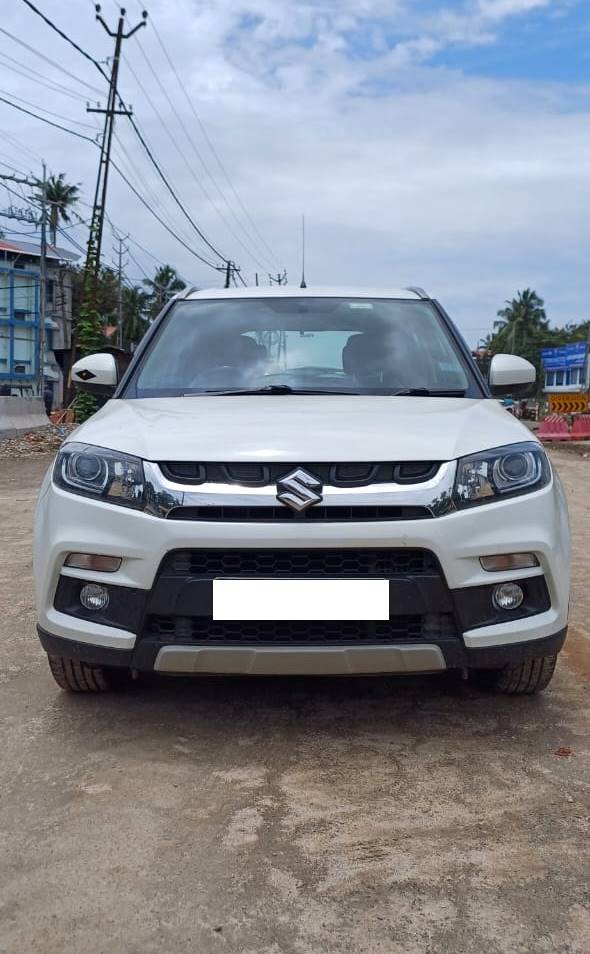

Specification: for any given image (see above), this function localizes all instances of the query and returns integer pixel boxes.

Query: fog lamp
[492,582,524,611]
[480,553,538,572]
[79,583,109,611]
[65,553,121,572]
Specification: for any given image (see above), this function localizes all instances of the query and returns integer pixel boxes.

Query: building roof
[183,285,424,301]
[0,238,79,262]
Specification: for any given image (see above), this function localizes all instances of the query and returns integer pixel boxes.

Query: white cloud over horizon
[1,0,589,342]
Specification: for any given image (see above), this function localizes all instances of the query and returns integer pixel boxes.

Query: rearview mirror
[488,354,536,397]
[71,352,118,397]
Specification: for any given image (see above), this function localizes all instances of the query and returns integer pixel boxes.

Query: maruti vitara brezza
[33,287,570,694]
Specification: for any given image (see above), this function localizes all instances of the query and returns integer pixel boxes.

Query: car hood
[69,396,536,463]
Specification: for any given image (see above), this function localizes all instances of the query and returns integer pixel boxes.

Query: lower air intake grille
[144,614,457,644]
[159,548,440,579]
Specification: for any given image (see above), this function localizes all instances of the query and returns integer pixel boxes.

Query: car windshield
[131,297,473,397]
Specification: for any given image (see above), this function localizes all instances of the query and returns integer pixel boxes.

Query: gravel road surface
[0,449,588,954]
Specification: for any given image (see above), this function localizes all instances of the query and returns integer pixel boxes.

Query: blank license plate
[213,579,390,621]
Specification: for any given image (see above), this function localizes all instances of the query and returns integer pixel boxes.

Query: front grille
[159,461,440,487]
[144,613,457,644]
[159,548,439,579]
[166,505,431,522]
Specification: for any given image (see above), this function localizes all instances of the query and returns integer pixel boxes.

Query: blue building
[540,343,589,392]
[0,239,79,403]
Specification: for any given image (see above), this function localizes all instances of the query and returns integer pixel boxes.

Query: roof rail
[177,286,200,299]
[405,286,429,299]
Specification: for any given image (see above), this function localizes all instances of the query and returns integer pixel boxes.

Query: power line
[0,87,97,130]
[0,25,104,97]
[122,49,262,268]
[20,0,107,69]
[145,11,283,272]
[17,0,247,278]
[111,137,203,252]
[0,155,27,176]
[0,94,98,144]
[0,92,219,271]
[2,128,43,166]
[110,157,220,269]
[0,48,91,104]
[125,112,229,264]
[125,39,271,273]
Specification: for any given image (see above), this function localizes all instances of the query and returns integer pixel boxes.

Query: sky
[1,0,590,344]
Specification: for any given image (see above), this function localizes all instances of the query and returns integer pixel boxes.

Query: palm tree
[493,289,548,355]
[143,264,186,320]
[34,173,80,246]
[122,285,149,346]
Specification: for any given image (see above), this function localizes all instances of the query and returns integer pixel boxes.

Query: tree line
[484,289,588,388]
[35,171,186,351]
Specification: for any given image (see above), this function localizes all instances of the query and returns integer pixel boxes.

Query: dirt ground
[0,449,588,954]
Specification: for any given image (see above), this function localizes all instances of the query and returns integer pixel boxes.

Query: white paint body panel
[71,352,117,389]
[33,286,571,671]
[34,469,570,653]
[68,395,536,463]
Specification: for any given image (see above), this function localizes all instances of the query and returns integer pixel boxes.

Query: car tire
[472,654,557,695]
[47,653,128,692]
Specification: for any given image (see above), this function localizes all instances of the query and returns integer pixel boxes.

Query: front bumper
[34,472,570,674]
[38,626,568,675]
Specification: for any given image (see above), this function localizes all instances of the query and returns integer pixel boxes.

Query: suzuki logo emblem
[276,468,323,512]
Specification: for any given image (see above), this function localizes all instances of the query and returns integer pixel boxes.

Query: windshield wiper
[392,388,467,397]
[186,385,361,396]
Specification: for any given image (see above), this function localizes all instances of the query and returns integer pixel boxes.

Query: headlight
[54,442,145,510]
[453,442,550,509]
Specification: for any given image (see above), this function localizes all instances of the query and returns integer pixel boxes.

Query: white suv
[34,287,570,694]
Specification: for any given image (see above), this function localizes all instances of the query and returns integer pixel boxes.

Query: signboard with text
[540,342,587,371]
[548,393,590,414]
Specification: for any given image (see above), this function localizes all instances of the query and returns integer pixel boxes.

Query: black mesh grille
[159,461,440,487]
[166,505,431,522]
[144,613,456,644]
[160,548,439,579]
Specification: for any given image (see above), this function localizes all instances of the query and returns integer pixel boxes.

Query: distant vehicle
[34,287,570,695]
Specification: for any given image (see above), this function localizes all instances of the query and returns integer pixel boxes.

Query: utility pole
[269,270,287,286]
[75,5,146,379]
[0,165,48,397]
[218,260,241,288]
[38,161,47,399]
[113,230,129,349]
[85,7,146,283]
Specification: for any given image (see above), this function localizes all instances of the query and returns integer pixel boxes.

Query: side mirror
[71,352,118,397]
[488,353,536,397]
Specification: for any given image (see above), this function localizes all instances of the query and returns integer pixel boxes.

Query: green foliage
[72,260,183,419]
[122,285,149,348]
[485,289,588,394]
[71,265,119,326]
[74,390,97,423]
[33,173,80,246]
[143,264,186,321]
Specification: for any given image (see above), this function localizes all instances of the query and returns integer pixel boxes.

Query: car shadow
[51,669,552,754]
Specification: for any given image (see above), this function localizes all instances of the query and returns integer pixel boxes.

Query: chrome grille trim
[143,460,457,519]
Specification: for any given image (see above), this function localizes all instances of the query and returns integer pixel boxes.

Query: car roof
[181,286,426,301]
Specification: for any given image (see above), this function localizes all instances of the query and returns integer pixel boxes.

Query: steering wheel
[190,365,242,387]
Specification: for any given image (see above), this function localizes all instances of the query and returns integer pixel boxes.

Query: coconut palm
[122,285,149,346]
[33,173,80,246]
[493,289,548,354]
[143,264,186,320]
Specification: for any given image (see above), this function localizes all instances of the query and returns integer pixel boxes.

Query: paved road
[0,451,589,954]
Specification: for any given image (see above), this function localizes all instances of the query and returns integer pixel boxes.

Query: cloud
[477,0,552,20]
[1,0,588,341]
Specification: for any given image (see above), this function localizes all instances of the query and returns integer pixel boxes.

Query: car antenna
[300,214,307,288]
